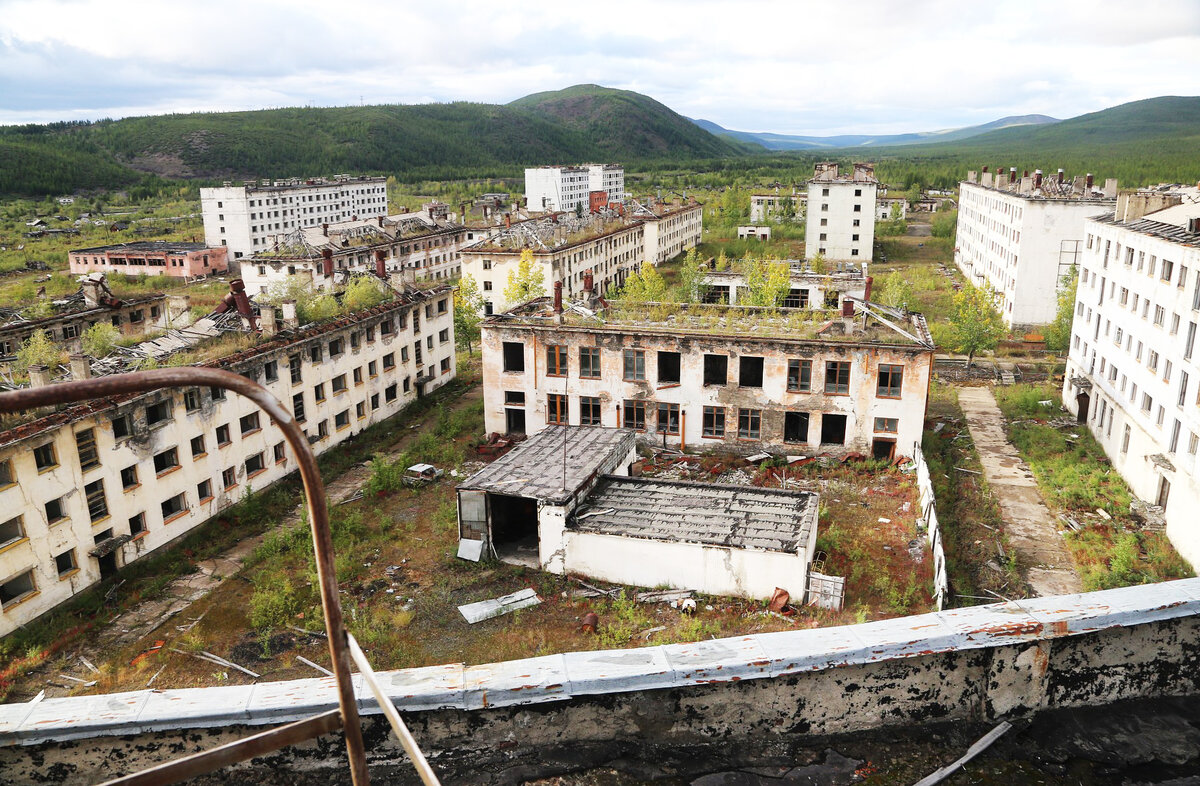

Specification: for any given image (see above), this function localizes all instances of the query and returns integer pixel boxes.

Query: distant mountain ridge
[689,114,1062,150]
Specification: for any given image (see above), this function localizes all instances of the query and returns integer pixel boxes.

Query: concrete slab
[957,386,1083,596]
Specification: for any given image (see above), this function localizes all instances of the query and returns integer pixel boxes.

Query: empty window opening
[820,413,848,445]
[502,342,525,372]
[739,356,764,388]
[784,412,810,443]
[657,352,681,385]
[703,354,728,386]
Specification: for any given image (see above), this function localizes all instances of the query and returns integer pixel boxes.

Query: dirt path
[956,386,1082,596]
[69,384,484,685]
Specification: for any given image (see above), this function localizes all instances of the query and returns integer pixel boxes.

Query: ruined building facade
[805,163,878,263]
[0,291,455,638]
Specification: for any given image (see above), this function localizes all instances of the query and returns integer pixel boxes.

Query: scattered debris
[78,656,100,674]
[129,641,165,668]
[638,625,667,640]
[679,598,697,615]
[168,647,261,679]
[59,674,98,687]
[1129,498,1167,532]
[952,467,982,475]
[458,588,541,624]
[911,721,1012,786]
[635,589,693,604]
[456,539,485,562]
[580,612,599,634]
[146,665,166,687]
[746,452,772,463]
[296,656,333,676]
[1095,508,1112,521]
[767,587,790,613]
[288,625,326,639]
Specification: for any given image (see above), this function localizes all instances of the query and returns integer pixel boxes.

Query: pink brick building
[68,242,228,278]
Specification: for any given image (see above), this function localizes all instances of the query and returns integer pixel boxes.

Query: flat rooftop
[458,426,636,504]
[70,241,211,254]
[1092,209,1200,247]
[573,476,819,553]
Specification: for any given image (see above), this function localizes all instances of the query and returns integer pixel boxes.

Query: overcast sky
[2,0,1199,134]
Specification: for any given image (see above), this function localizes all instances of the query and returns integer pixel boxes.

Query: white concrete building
[702,263,869,312]
[201,176,388,261]
[460,199,702,315]
[479,294,933,458]
[750,191,806,223]
[0,289,455,638]
[455,426,820,600]
[806,163,878,263]
[524,165,624,213]
[240,208,467,295]
[1062,190,1200,569]
[954,168,1117,329]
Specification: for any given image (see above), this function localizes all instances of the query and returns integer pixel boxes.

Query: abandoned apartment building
[456,426,820,599]
[806,162,879,262]
[460,197,703,315]
[702,262,871,311]
[239,204,469,295]
[480,283,933,458]
[0,274,187,360]
[67,241,229,280]
[0,282,456,638]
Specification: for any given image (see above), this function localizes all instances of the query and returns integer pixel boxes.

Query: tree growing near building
[741,256,791,308]
[674,247,709,303]
[808,252,827,275]
[454,274,484,355]
[81,321,121,358]
[879,271,914,311]
[1043,265,1078,353]
[342,276,390,312]
[620,261,668,302]
[949,283,1006,366]
[503,249,546,305]
[16,329,66,373]
[931,209,957,240]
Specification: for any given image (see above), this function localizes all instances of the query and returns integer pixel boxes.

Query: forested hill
[0,86,752,197]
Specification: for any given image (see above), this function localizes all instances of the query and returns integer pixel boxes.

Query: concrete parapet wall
[2,579,1200,783]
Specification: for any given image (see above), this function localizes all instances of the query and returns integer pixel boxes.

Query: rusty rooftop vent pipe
[1058,168,1065,183]
[374,248,387,280]
[322,222,329,237]
[583,270,594,294]
[553,281,563,314]
[322,248,334,278]
[982,165,989,173]
[1009,167,1017,183]
[841,298,855,317]
[864,275,873,302]
[377,216,385,228]
[1086,173,1094,189]
[1034,170,1043,189]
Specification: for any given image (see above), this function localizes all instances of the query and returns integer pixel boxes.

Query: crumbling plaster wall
[3,605,1199,785]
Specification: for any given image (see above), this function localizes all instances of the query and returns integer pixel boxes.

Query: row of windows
[507,343,905,397]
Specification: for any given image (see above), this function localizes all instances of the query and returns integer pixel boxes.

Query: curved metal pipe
[0,368,370,785]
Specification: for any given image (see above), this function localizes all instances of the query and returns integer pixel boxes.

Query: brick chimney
[322,248,334,278]
[69,354,92,380]
[375,248,388,280]
[28,365,51,389]
[281,299,299,330]
[260,306,278,338]
[322,223,329,237]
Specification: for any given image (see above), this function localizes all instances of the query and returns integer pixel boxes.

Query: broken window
[784,412,810,443]
[580,396,602,426]
[121,464,139,488]
[504,391,526,405]
[579,347,601,378]
[623,399,647,431]
[703,406,725,438]
[546,345,568,377]
[0,516,25,548]
[623,349,646,381]
[824,361,851,395]
[824,289,840,309]
[246,452,266,475]
[502,341,525,372]
[160,493,186,520]
[737,408,761,439]
[240,412,261,434]
[820,413,848,445]
[84,480,108,522]
[34,442,57,471]
[111,413,132,440]
[703,354,728,386]
[874,417,898,433]
[787,359,812,392]
[657,403,680,435]
[292,393,306,423]
[547,394,569,425]
[45,497,67,524]
[657,351,681,385]
[739,356,764,388]
[55,549,78,576]
[75,428,99,471]
[0,570,36,609]
[877,364,903,398]
[784,288,809,308]
[153,448,179,474]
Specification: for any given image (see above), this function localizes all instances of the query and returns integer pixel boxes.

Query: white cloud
[0,0,1197,132]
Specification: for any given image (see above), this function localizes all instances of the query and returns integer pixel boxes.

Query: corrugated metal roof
[572,476,818,553]
[457,426,636,503]
[3,578,1200,746]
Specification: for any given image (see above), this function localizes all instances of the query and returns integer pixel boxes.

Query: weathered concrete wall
[3,579,1199,784]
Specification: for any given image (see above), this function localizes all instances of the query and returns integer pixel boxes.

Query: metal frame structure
[0,368,438,786]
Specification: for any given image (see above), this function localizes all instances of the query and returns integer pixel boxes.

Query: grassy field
[994,383,1193,590]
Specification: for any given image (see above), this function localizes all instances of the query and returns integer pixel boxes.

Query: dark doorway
[1076,392,1090,424]
[489,494,539,567]
[1157,476,1171,509]
[820,413,848,445]
[97,552,117,580]
[505,408,526,435]
[784,411,810,443]
[872,438,896,460]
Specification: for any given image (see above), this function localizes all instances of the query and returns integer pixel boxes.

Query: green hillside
[510,84,755,157]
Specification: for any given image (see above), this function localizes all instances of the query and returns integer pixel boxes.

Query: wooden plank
[95,710,341,786]
[911,722,1012,786]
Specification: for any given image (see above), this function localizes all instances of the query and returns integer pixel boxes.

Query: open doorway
[505,408,526,435]
[1076,392,1090,424]
[1157,476,1171,509]
[872,438,896,460]
[97,552,117,580]
[489,494,539,567]
[820,413,847,445]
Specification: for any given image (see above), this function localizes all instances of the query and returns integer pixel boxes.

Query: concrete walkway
[957,386,1083,596]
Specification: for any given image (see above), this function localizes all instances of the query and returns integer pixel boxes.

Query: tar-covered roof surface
[458,426,636,503]
[572,476,818,553]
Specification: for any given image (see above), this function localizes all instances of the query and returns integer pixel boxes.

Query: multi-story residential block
[876,195,908,222]
[479,287,933,457]
[0,275,186,360]
[750,190,806,223]
[954,168,1117,329]
[524,165,624,213]
[240,208,468,295]
[1062,189,1200,568]
[460,199,702,315]
[806,163,878,262]
[702,262,869,312]
[68,242,228,279]
[0,285,455,637]
[200,175,388,261]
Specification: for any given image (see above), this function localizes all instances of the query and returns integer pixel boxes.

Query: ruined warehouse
[0,288,456,638]
[480,293,934,457]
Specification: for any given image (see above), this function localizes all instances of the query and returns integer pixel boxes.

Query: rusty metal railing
[0,368,439,786]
